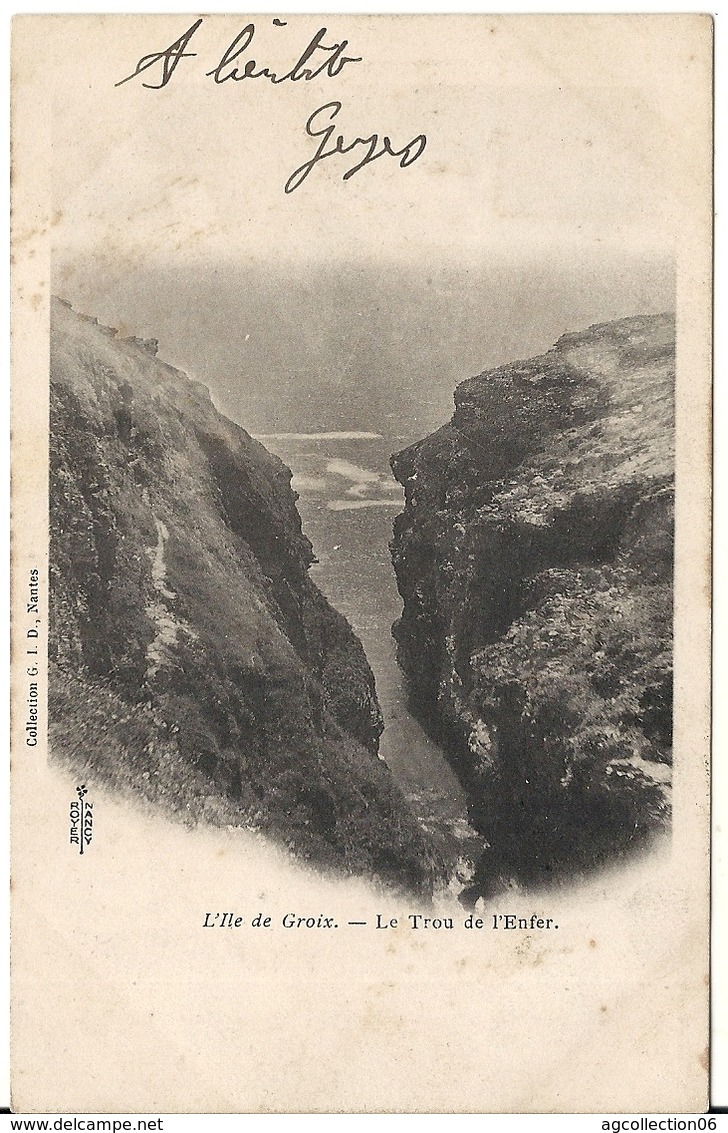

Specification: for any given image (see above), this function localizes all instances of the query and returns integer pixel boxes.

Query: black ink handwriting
[285,102,427,194]
[115,18,202,88]
[207,24,361,85]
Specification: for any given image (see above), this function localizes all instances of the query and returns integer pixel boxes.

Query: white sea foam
[328,499,403,511]
[254,431,382,441]
[326,458,380,483]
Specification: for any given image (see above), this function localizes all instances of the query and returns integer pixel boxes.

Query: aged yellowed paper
[10,14,712,1113]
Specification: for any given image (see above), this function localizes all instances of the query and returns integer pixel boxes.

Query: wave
[253,431,383,441]
[327,499,403,511]
[326,458,380,484]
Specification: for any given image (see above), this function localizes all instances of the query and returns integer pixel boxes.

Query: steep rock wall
[390,314,674,898]
[49,297,441,894]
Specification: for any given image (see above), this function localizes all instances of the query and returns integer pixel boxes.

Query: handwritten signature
[115,18,428,193]
[285,101,426,193]
[115,18,361,90]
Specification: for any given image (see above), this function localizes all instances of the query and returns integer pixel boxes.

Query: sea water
[257,430,482,871]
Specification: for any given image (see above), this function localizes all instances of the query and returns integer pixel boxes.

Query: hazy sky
[56,252,674,438]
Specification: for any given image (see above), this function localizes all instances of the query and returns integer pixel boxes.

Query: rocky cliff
[390,313,674,899]
[49,297,441,894]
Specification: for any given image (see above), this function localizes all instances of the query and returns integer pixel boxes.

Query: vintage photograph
[48,259,676,903]
[10,14,712,1113]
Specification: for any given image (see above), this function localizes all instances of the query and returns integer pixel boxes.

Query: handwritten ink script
[284,102,426,194]
[115,18,428,193]
[70,784,93,855]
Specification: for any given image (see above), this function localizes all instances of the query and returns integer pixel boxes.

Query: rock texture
[49,297,441,894]
[390,314,674,899]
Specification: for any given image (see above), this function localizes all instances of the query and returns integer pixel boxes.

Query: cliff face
[49,297,440,894]
[390,314,674,898]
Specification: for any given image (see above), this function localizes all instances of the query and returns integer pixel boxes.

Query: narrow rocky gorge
[49,298,674,904]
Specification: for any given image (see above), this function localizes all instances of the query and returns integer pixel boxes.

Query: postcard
[9,13,713,1113]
